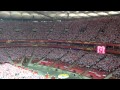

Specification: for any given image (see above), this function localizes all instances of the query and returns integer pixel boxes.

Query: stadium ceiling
[0,11,120,20]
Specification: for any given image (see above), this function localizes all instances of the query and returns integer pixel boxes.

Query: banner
[97,46,106,54]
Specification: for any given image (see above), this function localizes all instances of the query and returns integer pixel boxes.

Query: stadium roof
[0,11,120,20]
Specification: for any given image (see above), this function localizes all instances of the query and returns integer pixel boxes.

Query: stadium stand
[0,13,119,79]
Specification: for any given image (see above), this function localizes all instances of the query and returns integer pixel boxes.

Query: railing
[0,39,120,46]
[0,39,119,54]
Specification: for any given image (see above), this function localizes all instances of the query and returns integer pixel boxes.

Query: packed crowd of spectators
[0,63,41,79]
[0,16,119,43]
[92,54,120,72]
[0,47,120,76]
[46,48,68,60]
[0,47,54,62]
[112,68,120,79]
[61,50,87,64]
[76,52,105,68]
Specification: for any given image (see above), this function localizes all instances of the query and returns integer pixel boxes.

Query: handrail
[0,39,120,47]
[0,43,119,55]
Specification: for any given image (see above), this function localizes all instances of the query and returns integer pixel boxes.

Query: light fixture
[59,13,67,17]
[78,13,89,17]
[69,13,78,17]
[108,11,119,15]
[87,13,98,16]
[97,12,108,16]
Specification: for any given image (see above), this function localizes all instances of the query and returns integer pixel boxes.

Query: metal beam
[35,11,54,20]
